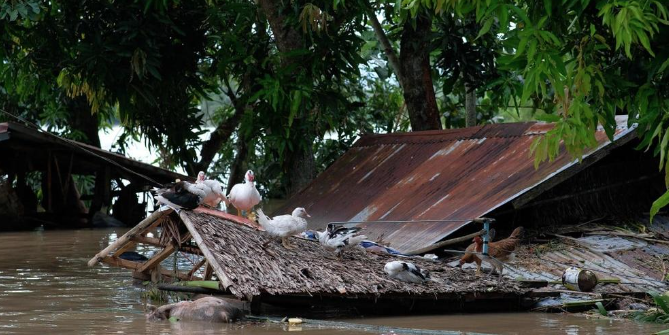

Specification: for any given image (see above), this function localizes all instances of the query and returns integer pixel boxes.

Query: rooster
[471,227,524,280]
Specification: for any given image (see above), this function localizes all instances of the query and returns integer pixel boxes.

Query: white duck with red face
[194,171,229,209]
[227,170,262,217]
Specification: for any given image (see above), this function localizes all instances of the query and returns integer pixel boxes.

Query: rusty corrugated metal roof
[495,234,667,292]
[276,116,637,253]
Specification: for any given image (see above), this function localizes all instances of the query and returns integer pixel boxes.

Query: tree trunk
[465,83,477,127]
[367,5,404,88]
[258,0,316,195]
[67,96,100,148]
[226,136,249,195]
[400,15,441,131]
[286,140,316,195]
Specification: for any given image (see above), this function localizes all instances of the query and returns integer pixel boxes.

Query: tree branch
[190,78,247,175]
[366,3,404,88]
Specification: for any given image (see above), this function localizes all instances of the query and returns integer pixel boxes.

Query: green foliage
[4,0,669,207]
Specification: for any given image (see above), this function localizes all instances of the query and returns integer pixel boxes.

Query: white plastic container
[562,267,598,292]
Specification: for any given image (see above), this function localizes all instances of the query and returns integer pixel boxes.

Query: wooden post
[47,151,52,212]
[204,263,213,280]
[180,211,235,291]
[87,209,172,267]
[62,153,74,199]
[54,156,64,197]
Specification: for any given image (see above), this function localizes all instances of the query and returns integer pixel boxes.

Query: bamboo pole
[88,209,172,266]
[180,211,235,291]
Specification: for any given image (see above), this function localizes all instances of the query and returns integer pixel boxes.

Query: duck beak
[305,211,311,218]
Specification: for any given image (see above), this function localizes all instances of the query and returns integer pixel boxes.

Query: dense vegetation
[1,0,668,214]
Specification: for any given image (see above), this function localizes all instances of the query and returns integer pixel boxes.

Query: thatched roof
[179,211,529,300]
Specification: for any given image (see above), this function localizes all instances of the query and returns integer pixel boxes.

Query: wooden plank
[137,243,176,273]
[180,211,234,290]
[88,209,172,266]
[101,255,142,270]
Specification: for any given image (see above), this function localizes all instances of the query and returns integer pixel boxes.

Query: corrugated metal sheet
[277,116,636,253]
[492,235,667,292]
[0,121,187,184]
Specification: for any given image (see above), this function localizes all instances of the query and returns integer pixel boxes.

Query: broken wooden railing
[87,208,214,282]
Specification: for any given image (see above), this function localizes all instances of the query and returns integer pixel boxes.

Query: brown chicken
[466,227,524,279]
[458,228,496,270]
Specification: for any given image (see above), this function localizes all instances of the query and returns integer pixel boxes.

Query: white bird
[227,170,262,218]
[256,207,310,249]
[316,223,367,258]
[383,261,430,284]
[154,181,206,210]
[194,171,228,208]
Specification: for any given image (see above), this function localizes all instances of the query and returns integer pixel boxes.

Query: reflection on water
[0,229,666,335]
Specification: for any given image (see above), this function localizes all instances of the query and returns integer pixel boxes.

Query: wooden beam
[405,229,486,255]
[112,241,138,257]
[131,235,202,255]
[180,211,232,291]
[137,243,177,273]
[102,256,196,281]
[88,209,172,266]
[187,258,207,280]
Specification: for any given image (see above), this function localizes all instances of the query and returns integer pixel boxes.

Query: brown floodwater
[0,228,666,335]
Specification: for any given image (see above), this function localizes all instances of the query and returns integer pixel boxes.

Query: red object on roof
[193,207,261,230]
[275,117,637,253]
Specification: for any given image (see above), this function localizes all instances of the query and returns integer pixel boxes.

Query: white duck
[256,207,310,249]
[227,170,261,218]
[316,223,367,258]
[194,171,228,208]
[383,261,430,284]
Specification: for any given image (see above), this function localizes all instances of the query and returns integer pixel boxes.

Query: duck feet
[281,238,295,250]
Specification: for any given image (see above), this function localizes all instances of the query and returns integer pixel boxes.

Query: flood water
[0,228,666,335]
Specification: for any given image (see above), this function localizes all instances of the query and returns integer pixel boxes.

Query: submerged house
[89,116,668,314]
[0,122,187,230]
[275,115,663,254]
